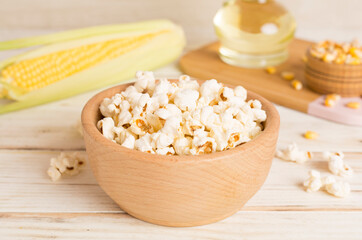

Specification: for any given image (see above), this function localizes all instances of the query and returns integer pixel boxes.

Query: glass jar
[214,0,296,68]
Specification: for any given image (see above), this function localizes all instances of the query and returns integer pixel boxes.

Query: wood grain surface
[1,0,362,239]
[180,39,320,113]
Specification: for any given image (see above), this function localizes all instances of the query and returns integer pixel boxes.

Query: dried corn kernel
[281,71,295,81]
[346,102,360,109]
[291,80,302,90]
[265,66,276,74]
[304,131,319,140]
[326,94,341,101]
[325,98,336,107]
[310,40,362,65]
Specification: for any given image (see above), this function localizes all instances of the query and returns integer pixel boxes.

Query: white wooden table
[1,0,362,239]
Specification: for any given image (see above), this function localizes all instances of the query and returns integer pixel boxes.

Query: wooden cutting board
[179,39,362,126]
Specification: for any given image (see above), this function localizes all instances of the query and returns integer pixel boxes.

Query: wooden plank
[1,211,361,240]
[179,40,320,113]
[0,150,360,213]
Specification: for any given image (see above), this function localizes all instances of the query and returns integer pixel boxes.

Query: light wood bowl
[81,81,280,227]
[305,51,362,96]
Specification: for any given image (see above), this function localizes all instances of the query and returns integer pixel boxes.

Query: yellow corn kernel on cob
[1,33,159,95]
[0,20,185,114]
[304,131,319,140]
[281,71,295,81]
[346,102,360,109]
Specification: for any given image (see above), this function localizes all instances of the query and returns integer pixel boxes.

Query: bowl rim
[81,79,280,163]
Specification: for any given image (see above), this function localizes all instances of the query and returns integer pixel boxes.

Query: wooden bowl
[305,51,362,96]
[81,81,280,227]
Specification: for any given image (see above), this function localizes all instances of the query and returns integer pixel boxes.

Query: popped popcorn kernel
[97,72,267,155]
[303,170,323,193]
[324,151,353,178]
[346,102,360,109]
[47,152,86,181]
[324,177,351,198]
[304,131,319,140]
[265,66,276,74]
[291,80,303,90]
[276,142,312,164]
[281,71,295,81]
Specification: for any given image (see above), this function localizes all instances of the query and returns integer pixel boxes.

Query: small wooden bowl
[81,81,280,227]
[305,51,362,97]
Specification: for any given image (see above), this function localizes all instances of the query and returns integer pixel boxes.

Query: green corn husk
[0,20,185,115]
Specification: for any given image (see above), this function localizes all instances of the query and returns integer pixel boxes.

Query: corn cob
[0,20,185,114]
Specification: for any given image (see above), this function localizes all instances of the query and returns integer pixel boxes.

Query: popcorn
[97,117,115,140]
[151,132,174,149]
[135,71,155,93]
[156,147,175,155]
[178,75,199,90]
[219,87,234,101]
[161,116,182,137]
[114,127,136,149]
[129,117,151,136]
[99,94,124,118]
[276,142,312,164]
[324,151,353,177]
[234,86,247,101]
[303,170,323,193]
[199,79,222,98]
[97,72,267,155]
[303,172,351,198]
[174,89,199,111]
[190,129,217,155]
[173,137,192,155]
[135,133,154,153]
[324,178,351,198]
[47,152,86,181]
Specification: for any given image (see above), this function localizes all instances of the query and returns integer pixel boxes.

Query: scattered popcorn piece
[265,66,276,74]
[323,151,344,160]
[324,178,351,198]
[323,151,354,178]
[303,170,323,193]
[291,80,303,90]
[281,71,295,81]
[346,102,360,109]
[302,55,308,63]
[97,72,267,155]
[276,142,312,164]
[47,152,86,181]
[304,130,318,140]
